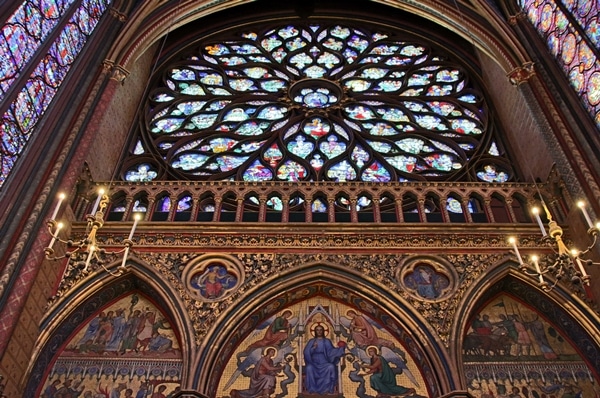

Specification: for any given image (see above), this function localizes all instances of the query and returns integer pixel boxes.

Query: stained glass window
[518,0,600,129]
[0,1,76,99]
[125,23,512,183]
[0,0,112,190]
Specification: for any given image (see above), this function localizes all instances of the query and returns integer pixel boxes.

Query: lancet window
[0,0,112,189]
[517,0,600,129]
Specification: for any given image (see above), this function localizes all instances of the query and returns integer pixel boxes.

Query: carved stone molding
[508,61,535,86]
[109,7,127,22]
[135,251,505,347]
[507,12,526,26]
[102,59,130,83]
[95,230,542,251]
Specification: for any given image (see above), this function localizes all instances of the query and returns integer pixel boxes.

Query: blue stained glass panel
[0,0,112,190]
[0,0,75,97]
[177,196,193,211]
[446,197,463,213]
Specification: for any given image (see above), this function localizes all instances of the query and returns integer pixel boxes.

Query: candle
[51,193,66,220]
[121,247,130,268]
[531,255,544,284]
[571,250,588,277]
[508,237,524,265]
[48,222,64,250]
[531,207,547,236]
[128,214,141,240]
[84,245,95,270]
[91,188,105,215]
[577,201,594,229]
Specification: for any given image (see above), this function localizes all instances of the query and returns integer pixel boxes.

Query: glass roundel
[130,23,512,183]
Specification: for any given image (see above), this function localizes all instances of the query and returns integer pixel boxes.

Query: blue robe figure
[303,325,346,395]
[105,309,126,352]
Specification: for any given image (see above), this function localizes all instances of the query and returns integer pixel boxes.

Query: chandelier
[509,201,599,292]
[44,188,141,280]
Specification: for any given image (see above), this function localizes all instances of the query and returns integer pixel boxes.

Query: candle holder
[45,189,141,282]
[509,201,598,294]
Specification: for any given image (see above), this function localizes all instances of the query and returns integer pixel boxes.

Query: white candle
[531,255,544,284]
[576,257,588,278]
[91,189,105,215]
[51,193,66,220]
[508,237,524,264]
[121,247,130,268]
[128,214,141,240]
[577,201,594,229]
[531,208,547,236]
[48,222,64,250]
[84,245,95,270]
[571,250,588,277]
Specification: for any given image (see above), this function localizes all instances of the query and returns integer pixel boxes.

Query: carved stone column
[418,197,427,222]
[462,198,473,223]
[484,198,495,223]
[258,195,267,222]
[281,194,290,223]
[305,198,312,222]
[395,196,404,222]
[372,195,381,223]
[235,198,244,222]
[212,198,222,222]
[122,195,134,221]
[350,198,358,223]
[506,198,518,223]
[328,198,336,222]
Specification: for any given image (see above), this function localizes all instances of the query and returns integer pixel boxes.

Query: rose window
[123,23,513,183]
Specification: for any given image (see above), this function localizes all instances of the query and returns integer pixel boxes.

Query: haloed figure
[230,347,283,398]
[362,346,415,397]
[303,325,347,395]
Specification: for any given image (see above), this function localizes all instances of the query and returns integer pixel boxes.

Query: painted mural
[464,295,598,398]
[217,297,427,398]
[38,293,182,398]
[182,253,244,302]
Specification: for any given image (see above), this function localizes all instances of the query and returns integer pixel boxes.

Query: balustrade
[75,180,564,226]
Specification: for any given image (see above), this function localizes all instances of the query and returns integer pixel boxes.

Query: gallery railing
[68,176,569,226]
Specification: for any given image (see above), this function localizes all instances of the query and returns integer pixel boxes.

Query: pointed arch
[24,256,195,397]
[192,261,458,396]
[450,258,600,391]
[109,1,529,83]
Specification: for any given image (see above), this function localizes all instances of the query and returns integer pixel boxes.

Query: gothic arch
[108,1,529,77]
[192,261,458,396]
[24,256,194,396]
[450,258,600,388]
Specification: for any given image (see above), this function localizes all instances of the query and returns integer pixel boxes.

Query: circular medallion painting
[182,254,244,301]
[397,256,455,301]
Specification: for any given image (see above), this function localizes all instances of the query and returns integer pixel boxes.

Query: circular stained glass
[290,79,342,108]
[128,23,512,182]
[561,33,576,64]
[588,72,600,105]
[540,4,555,32]
[588,19,600,47]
